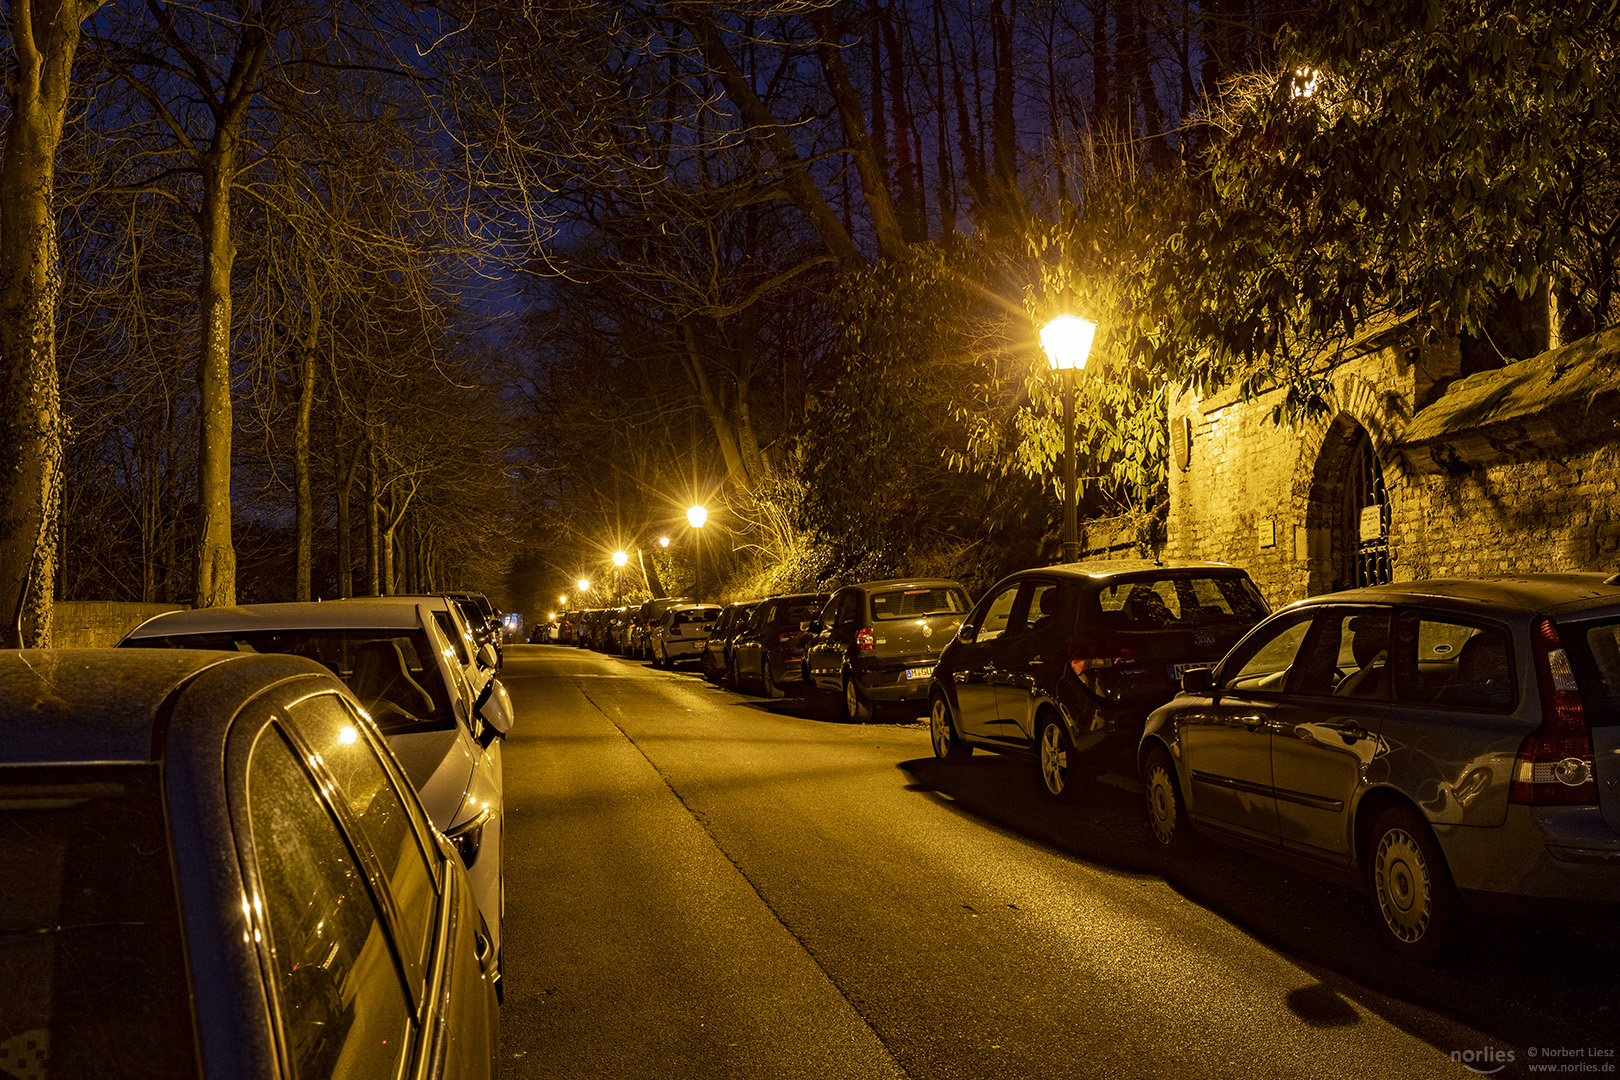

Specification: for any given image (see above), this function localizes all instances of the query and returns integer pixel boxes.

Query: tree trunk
[809,9,907,258]
[0,0,101,647]
[678,7,865,268]
[366,439,381,595]
[293,307,319,601]
[334,422,361,598]
[194,149,237,607]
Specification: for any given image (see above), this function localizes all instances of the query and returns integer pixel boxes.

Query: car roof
[1036,558,1245,580]
[1284,574,1620,617]
[844,578,965,591]
[0,649,328,765]
[123,597,429,639]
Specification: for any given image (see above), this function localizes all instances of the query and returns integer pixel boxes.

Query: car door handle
[1236,715,1265,731]
[1320,720,1369,743]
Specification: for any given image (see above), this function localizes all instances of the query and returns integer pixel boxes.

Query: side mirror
[1181,666,1215,694]
[474,677,514,740]
[956,625,977,644]
[476,641,500,671]
[804,619,822,634]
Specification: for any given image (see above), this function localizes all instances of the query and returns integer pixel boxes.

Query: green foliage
[1137,0,1620,420]
[794,242,1050,587]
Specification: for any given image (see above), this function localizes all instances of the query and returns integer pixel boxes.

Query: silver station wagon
[1139,574,1620,960]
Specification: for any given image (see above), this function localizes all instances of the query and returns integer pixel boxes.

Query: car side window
[975,584,1022,643]
[1022,582,1067,638]
[1220,612,1314,694]
[246,728,413,1079]
[837,592,859,627]
[1392,611,1515,710]
[287,693,438,975]
[1293,609,1391,700]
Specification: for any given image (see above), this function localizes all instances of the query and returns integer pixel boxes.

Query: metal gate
[1347,432,1392,587]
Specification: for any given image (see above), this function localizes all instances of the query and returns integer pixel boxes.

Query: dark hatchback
[928,559,1269,798]
[732,592,830,698]
[0,649,499,1078]
[804,578,972,721]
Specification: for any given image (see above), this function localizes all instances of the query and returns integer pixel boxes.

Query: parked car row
[922,561,1620,962]
[0,590,517,1076]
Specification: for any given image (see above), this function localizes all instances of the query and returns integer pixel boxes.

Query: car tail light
[669,624,683,637]
[855,627,875,651]
[1512,618,1596,805]
[1067,638,1137,677]
[776,628,804,644]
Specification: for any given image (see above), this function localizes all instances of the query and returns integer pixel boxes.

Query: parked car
[0,648,500,1077]
[633,597,694,660]
[557,612,578,645]
[1139,573,1620,961]
[732,592,831,698]
[119,597,511,991]
[804,578,973,721]
[702,601,758,683]
[387,594,511,720]
[652,603,724,668]
[447,591,503,665]
[928,560,1269,799]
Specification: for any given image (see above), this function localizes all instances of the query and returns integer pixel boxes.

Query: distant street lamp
[613,550,628,604]
[577,578,590,594]
[687,505,708,599]
[558,593,567,607]
[1040,315,1098,562]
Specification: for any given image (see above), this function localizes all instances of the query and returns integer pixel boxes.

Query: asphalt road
[494,644,1619,1080]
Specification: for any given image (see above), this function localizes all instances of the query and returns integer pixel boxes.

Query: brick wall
[1165,328,1620,607]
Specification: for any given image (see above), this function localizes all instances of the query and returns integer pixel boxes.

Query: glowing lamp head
[1040,316,1097,372]
[613,551,628,567]
[659,537,670,548]
[577,578,590,592]
[687,505,708,529]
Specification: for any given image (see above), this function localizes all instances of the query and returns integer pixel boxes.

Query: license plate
[904,665,935,681]
[1169,662,1212,680]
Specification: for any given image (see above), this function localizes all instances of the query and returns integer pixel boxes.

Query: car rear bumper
[664,639,708,658]
[858,660,940,701]
[1435,804,1620,909]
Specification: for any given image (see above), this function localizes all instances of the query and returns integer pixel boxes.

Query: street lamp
[659,536,670,548]
[1040,315,1098,562]
[577,578,590,594]
[613,550,628,604]
[687,505,708,599]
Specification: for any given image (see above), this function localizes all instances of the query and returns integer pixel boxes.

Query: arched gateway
[1303,416,1393,594]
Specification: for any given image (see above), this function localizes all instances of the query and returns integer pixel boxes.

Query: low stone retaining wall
[53,601,189,648]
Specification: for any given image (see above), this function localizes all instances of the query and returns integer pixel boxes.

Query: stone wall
[52,602,189,648]
[1164,324,1620,608]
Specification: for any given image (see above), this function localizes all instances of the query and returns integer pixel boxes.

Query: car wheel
[929,695,971,762]
[841,672,873,722]
[762,658,785,699]
[1037,712,1075,799]
[1142,745,1193,851]
[1368,804,1460,962]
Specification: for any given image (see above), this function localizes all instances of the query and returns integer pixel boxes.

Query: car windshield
[1096,574,1267,629]
[132,628,454,734]
[0,764,199,1078]
[871,586,970,621]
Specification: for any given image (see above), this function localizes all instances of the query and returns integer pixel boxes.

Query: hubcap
[1146,764,1177,845]
[1040,724,1067,794]
[1374,828,1430,942]
[931,702,951,757]
[845,679,859,718]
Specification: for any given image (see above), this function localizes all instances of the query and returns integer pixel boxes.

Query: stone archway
[1303,415,1393,594]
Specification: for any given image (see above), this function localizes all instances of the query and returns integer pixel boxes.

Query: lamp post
[613,550,627,605]
[686,505,707,600]
[1040,315,1098,562]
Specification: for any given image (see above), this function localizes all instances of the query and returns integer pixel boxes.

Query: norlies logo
[1452,1047,1516,1074]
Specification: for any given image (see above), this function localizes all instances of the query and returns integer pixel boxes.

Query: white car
[119,597,512,998]
[652,604,723,668]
